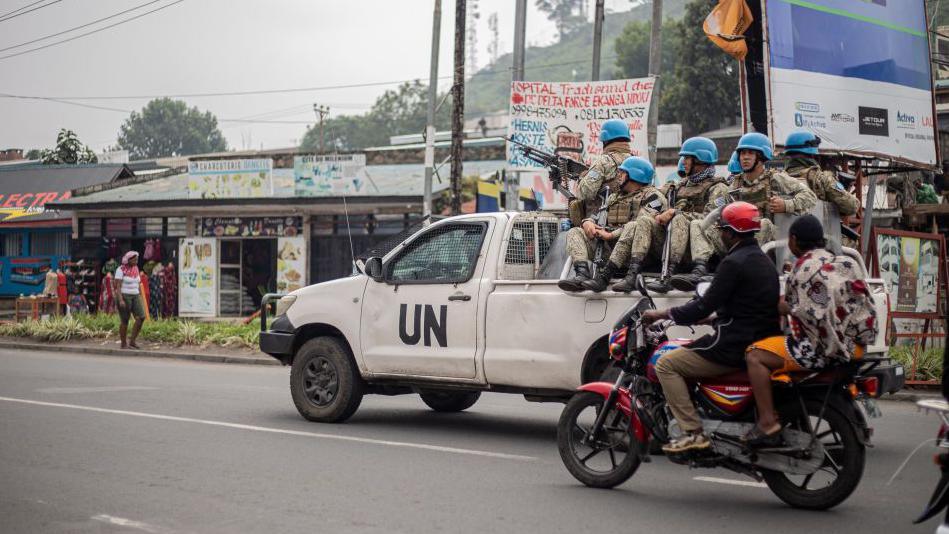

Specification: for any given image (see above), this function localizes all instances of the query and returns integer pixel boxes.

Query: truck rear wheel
[290,337,364,423]
[419,390,481,412]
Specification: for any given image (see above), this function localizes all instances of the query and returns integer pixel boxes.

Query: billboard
[187,159,273,199]
[764,0,938,168]
[293,154,367,196]
[506,77,656,169]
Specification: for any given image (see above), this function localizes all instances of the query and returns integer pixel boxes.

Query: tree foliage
[300,81,451,152]
[25,149,42,160]
[40,129,97,164]
[117,98,227,160]
[535,0,587,42]
[614,0,740,136]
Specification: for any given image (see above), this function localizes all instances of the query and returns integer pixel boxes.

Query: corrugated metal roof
[0,164,133,224]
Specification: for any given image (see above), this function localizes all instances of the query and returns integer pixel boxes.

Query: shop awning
[0,163,134,225]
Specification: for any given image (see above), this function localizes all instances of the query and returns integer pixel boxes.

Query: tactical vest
[677,177,726,214]
[606,192,635,226]
[730,172,773,218]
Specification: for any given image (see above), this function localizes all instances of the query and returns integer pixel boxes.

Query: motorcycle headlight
[275,295,297,317]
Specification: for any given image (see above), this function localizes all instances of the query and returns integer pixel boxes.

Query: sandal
[742,424,784,447]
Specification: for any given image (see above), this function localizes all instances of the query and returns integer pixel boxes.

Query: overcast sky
[0,0,631,154]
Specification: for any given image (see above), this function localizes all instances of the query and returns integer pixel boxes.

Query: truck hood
[286,274,369,332]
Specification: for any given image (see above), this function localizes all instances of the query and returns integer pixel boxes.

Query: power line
[0,0,47,20]
[0,0,185,62]
[0,0,165,54]
[0,0,63,23]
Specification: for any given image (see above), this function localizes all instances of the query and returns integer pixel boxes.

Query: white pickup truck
[259,211,903,423]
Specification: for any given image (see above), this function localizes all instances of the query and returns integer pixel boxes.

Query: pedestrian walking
[115,251,146,349]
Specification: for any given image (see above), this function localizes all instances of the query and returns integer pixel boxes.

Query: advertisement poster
[765,0,937,168]
[199,216,302,238]
[294,154,367,196]
[178,237,217,316]
[506,78,656,171]
[276,236,306,294]
[187,159,273,199]
[874,230,943,316]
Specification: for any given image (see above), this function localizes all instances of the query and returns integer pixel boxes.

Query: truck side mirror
[365,257,384,282]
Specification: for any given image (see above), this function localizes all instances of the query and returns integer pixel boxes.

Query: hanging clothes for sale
[43,270,58,297]
[103,258,119,276]
[56,270,67,307]
[99,272,117,314]
[139,272,151,320]
[149,265,163,318]
[68,294,88,315]
[161,262,177,317]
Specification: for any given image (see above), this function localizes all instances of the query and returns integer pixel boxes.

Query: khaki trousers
[655,347,735,433]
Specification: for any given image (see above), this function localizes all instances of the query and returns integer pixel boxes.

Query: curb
[0,340,281,366]
[882,390,942,403]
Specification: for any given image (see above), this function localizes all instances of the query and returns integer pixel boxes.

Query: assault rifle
[657,183,678,283]
[508,136,588,201]
[589,186,611,278]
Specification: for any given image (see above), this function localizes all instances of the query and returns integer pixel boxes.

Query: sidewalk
[0,338,280,366]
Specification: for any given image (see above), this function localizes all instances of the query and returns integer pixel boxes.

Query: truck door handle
[448,294,471,302]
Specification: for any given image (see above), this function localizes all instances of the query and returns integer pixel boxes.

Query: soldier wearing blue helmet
[648,137,729,293]
[783,130,859,216]
[563,156,668,292]
[672,132,817,291]
[559,119,634,290]
[726,151,741,182]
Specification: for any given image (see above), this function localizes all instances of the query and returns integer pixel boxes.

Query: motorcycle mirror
[695,281,711,298]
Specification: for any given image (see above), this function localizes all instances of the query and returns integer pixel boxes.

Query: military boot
[645,263,679,293]
[558,260,592,292]
[670,261,708,292]
[581,262,619,292]
[611,260,644,293]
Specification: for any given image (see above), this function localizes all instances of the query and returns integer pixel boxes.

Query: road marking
[693,476,768,488]
[37,386,158,394]
[0,396,536,462]
[91,514,165,533]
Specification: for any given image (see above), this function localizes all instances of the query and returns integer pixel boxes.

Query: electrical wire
[0,0,185,61]
[0,0,63,23]
[0,0,47,20]
[0,0,165,54]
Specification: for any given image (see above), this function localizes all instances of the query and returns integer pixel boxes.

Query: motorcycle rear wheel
[762,400,865,510]
[557,391,643,488]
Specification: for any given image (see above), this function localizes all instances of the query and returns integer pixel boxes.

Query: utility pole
[506,0,527,211]
[312,104,330,154]
[450,0,466,216]
[423,0,442,219]
[591,0,605,81]
[646,0,662,165]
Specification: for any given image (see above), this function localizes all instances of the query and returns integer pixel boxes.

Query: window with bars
[106,218,133,237]
[166,217,187,237]
[1,233,22,256]
[500,214,560,280]
[136,217,163,236]
[80,218,102,238]
[387,223,486,284]
[30,232,69,256]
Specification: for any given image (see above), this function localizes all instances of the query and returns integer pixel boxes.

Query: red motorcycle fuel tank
[646,339,693,383]
[697,382,754,415]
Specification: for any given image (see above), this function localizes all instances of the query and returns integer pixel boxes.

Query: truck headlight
[275,295,297,317]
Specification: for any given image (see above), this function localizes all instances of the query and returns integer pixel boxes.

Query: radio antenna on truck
[343,196,357,274]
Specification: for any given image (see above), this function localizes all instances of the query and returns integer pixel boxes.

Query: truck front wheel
[290,337,365,423]
[419,390,481,412]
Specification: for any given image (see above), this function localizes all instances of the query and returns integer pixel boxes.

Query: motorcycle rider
[582,156,668,292]
[743,215,878,445]
[648,137,729,293]
[672,132,817,291]
[783,130,860,216]
[642,202,781,454]
[559,119,633,291]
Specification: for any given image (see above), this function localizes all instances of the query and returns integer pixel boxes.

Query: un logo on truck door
[399,304,448,347]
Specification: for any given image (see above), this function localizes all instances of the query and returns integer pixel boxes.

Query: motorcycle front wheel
[762,399,865,510]
[557,391,643,488]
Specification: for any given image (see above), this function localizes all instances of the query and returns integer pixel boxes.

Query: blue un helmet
[735,132,773,161]
[619,156,655,185]
[599,119,630,145]
[727,151,742,174]
[676,156,686,177]
[784,130,821,156]
[678,136,718,165]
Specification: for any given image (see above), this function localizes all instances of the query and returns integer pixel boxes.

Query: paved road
[0,348,942,534]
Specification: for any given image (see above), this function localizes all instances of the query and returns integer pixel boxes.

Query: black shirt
[669,238,781,367]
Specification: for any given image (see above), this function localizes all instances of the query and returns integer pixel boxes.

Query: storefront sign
[276,236,306,294]
[764,0,937,168]
[293,154,367,196]
[199,216,301,238]
[178,237,217,316]
[506,77,655,169]
[187,159,273,199]
[872,229,946,318]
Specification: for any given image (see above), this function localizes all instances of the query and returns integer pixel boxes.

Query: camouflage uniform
[608,185,669,266]
[690,169,818,262]
[568,142,632,226]
[666,175,729,265]
[564,189,633,261]
[785,159,860,216]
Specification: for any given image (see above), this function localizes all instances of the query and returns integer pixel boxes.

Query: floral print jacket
[785,249,879,369]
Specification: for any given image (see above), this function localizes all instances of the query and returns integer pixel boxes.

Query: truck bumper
[866,359,906,395]
[260,313,296,365]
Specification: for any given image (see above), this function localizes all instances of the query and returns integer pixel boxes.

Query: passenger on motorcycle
[743,215,879,446]
[641,202,782,454]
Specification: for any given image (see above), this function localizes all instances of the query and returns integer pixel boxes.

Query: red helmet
[718,201,761,233]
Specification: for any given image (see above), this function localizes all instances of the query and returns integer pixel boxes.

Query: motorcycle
[914,399,949,533]
[556,277,882,510]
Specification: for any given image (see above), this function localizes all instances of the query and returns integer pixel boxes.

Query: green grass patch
[890,345,943,382]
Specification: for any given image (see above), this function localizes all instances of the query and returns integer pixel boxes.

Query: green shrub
[890,346,943,382]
